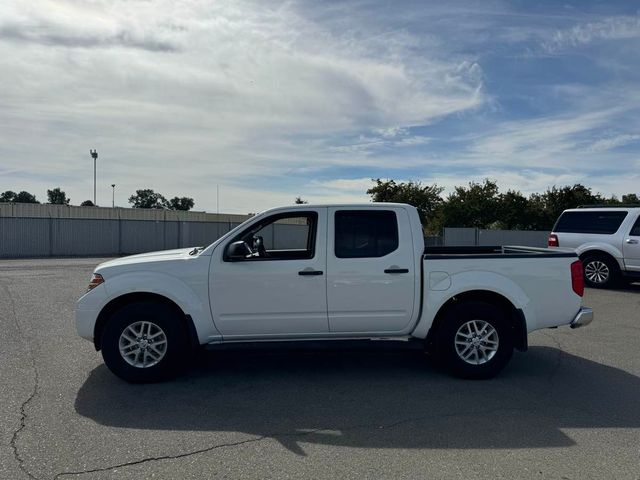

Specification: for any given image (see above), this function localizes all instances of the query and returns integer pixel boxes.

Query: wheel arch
[426,290,528,352]
[579,249,622,270]
[93,292,199,351]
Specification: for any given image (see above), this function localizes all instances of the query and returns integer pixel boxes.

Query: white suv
[549,206,640,288]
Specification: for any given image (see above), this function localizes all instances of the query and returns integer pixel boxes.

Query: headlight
[87,273,104,291]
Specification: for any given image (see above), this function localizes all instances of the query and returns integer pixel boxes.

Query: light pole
[111,184,116,208]
[89,149,98,205]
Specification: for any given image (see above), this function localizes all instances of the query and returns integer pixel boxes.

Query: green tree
[294,196,308,204]
[0,190,16,202]
[496,190,533,230]
[80,200,95,206]
[622,193,639,204]
[47,187,70,205]
[367,179,444,232]
[440,179,500,228]
[14,191,39,203]
[168,196,195,211]
[533,184,604,230]
[128,189,168,209]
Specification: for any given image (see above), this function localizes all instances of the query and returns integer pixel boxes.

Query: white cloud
[544,15,640,52]
[587,133,640,152]
[0,0,485,212]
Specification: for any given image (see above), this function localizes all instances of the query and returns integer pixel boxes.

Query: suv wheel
[582,255,618,289]
[101,301,190,383]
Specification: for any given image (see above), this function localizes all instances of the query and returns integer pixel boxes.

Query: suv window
[554,211,628,235]
[335,210,398,258]
[630,216,640,236]
[230,212,317,260]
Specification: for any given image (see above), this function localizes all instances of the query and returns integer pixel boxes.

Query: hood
[96,247,197,271]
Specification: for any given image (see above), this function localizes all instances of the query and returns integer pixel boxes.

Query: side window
[553,211,628,234]
[630,216,640,236]
[335,210,398,258]
[229,212,317,261]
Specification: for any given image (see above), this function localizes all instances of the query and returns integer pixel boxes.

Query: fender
[575,243,624,270]
[411,270,534,339]
[101,271,221,344]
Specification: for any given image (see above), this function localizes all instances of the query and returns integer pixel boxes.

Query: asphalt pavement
[1,258,639,479]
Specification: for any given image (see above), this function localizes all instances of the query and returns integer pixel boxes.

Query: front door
[623,215,640,272]
[326,207,416,333]
[210,208,328,338]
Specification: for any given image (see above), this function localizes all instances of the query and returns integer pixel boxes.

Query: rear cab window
[553,211,628,235]
[334,210,399,258]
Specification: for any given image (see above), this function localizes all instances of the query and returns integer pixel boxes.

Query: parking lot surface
[1,258,639,479]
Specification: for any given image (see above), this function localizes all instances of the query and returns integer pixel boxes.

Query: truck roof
[258,202,413,213]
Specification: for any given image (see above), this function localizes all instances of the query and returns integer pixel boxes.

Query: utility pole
[111,184,116,208]
[89,149,98,205]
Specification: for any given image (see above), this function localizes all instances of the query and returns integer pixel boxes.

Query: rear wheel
[100,301,190,383]
[435,301,514,379]
[582,255,618,289]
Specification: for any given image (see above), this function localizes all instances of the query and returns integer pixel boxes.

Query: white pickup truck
[76,203,592,383]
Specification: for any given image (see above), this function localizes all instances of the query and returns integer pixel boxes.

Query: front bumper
[570,306,593,329]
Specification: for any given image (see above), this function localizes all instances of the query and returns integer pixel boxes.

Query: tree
[529,184,605,230]
[0,190,16,202]
[622,193,639,204]
[47,187,70,205]
[496,190,534,230]
[440,179,500,229]
[128,189,168,209]
[294,197,308,204]
[367,179,444,232]
[80,200,95,206]
[14,191,39,203]
[168,196,195,211]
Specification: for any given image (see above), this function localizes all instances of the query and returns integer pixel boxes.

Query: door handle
[298,269,323,276]
[384,268,409,274]
[626,238,639,244]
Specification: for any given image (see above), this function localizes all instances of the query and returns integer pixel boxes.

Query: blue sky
[0,0,639,213]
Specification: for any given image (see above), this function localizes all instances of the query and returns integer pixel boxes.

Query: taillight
[548,234,559,247]
[571,261,584,297]
[87,273,104,291]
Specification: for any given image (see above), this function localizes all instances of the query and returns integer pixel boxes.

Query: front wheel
[100,301,190,383]
[435,301,514,379]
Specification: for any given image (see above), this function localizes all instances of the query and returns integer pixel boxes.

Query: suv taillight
[571,261,584,297]
[548,234,559,247]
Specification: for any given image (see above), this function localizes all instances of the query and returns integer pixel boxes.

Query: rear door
[623,214,640,272]
[326,207,415,333]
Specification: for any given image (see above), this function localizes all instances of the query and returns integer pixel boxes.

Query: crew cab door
[209,208,328,338]
[623,215,640,272]
[326,207,416,333]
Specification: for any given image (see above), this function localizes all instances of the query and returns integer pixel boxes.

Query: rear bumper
[570,306,593,329]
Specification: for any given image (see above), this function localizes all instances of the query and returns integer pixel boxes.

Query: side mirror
[226,241,252,261]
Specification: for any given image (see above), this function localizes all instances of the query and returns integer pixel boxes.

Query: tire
[100,301,190,383]
[582,255,619,289]
[435,301,514,380]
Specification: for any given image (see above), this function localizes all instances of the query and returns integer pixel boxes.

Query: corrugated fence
[443,227,550,247]
[0,204,251,258]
